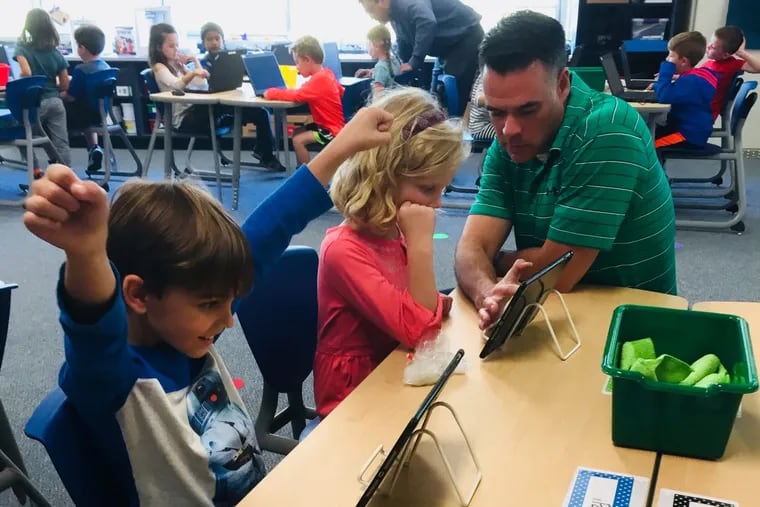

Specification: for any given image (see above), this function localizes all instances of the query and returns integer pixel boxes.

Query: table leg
[163,103,173,180]
[232,106,242,211]
[280,110,293,176]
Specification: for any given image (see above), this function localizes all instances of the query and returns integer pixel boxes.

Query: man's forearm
[454,245,499,308]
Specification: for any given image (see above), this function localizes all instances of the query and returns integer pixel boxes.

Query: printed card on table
[563,467,649,507]
[657,488,738,507]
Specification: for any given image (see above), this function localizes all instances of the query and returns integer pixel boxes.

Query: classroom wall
[692,0,760,150]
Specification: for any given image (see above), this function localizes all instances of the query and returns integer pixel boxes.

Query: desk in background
[655,301,760,506]
[239,286,687,506]
[149,88,301,210]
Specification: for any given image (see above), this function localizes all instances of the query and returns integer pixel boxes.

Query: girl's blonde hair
[331,87,468,233]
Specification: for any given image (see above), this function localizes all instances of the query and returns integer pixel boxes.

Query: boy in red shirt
[701,26,760,119]
[265,35,345,165]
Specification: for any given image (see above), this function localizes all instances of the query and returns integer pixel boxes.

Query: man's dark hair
[74,25,106,56]
[715,25,744,55]
[479,10,567,76]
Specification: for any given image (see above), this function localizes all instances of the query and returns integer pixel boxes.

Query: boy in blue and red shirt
[654,31,717,150]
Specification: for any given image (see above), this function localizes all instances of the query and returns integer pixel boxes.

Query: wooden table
[655,301,760,505]
[629,102,670,138]
[216,87,301,209]
[239,287,687,506]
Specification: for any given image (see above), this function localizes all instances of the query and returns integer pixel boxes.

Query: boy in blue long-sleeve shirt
[22,107,392,506]
[654,31,717,150]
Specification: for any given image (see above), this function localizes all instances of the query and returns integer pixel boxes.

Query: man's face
[360,0,390,23]
[483,62,570,163]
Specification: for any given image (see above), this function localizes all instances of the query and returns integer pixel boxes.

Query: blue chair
[68,68,143,190]
[140,69,226,200]
[25,388,128,506]
[662,81,758,233]
[669,75,744,187]
[0,75,60,203]
[322,42,371,121]
[236,245,319,455]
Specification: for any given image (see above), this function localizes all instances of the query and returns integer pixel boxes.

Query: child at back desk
[654,31,717,150]
[701,25,760,120]
[63,24,110,175]
[22,107,392,506]
[264,35,345,166]
[14,8,71,171]
[366,24,401,97]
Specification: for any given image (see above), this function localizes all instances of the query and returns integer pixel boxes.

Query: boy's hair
[74,25,106,56]
[291,35,324,64]
[714,25,744,55]
[480,10,566,78]
[669,31,707,67]
[148,23,176,69]
[107,179,253,299]
[367,24,394,77]
[330,87,468,233]
[18,8,59,51]
[200,22,224,42]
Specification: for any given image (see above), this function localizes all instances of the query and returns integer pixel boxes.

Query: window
[1,2,36,40]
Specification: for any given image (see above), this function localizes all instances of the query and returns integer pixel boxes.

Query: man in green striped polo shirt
[454,11,677,330]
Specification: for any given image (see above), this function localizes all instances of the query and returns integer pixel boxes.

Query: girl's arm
[57,68,70,92]
[16,55,32,77]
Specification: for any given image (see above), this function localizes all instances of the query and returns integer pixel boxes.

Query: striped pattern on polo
[471,73,677,295]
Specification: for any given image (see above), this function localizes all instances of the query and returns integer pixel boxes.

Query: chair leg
[286,391,307,439]
[207,105,223,202]
[254,384,298,455]
[0,449,52,507]
[142,127,159,177]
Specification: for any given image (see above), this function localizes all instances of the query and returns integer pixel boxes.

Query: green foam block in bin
[602,305,759,460]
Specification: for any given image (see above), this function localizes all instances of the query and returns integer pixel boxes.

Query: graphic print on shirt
[187,369,264,505]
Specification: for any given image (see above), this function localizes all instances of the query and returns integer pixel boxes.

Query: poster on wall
[727,0,760,49]
[114,26,136,55]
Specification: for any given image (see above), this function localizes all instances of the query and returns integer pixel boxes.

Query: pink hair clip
[401,108,447,141]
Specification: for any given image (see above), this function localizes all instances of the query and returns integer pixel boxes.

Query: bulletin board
[726,0,760,49]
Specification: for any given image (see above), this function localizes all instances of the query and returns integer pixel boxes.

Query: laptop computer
[600,53,658,103]
[199,50,245,93]
[619,49,656,90]
[243,52,287,97]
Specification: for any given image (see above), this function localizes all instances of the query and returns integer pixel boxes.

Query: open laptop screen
[243,52,286,96]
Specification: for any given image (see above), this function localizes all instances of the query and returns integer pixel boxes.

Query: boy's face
[706,35,729,61]
[294,54,316,77]
[76,43,88,60]
[203,31,223,53]
[142,286,236,358]
[667,50,691,74]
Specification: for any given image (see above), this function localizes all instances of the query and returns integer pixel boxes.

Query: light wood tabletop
[239,286,687,506]
[655,301,760,505]
[149,90,222,105]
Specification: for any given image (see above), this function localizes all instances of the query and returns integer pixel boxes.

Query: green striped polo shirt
[471,74,677,295]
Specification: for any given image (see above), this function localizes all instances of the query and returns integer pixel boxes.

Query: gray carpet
[0,145,759,506]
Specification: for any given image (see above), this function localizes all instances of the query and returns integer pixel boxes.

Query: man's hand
[398,63,413,73]
[478,259,533,330]
[23,164,109,259]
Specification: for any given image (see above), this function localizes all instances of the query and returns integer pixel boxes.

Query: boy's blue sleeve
[57,265,138,417]
[68,67,85,98]
[241,165,332,283]
[655,61,697,104]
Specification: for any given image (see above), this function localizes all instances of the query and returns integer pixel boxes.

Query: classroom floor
[1,145,760,506]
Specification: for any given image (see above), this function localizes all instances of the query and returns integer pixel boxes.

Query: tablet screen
[355,349,465,506]
[480,251,573,359]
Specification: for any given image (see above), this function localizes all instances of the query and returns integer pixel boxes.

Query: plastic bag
[403,333,467,386]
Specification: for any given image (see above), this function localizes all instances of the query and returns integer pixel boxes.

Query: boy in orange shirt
[265,36,345,165]
[701,25,760,119]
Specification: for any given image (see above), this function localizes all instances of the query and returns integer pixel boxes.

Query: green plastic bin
[601,305,758,460]
[572,67,605,91]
